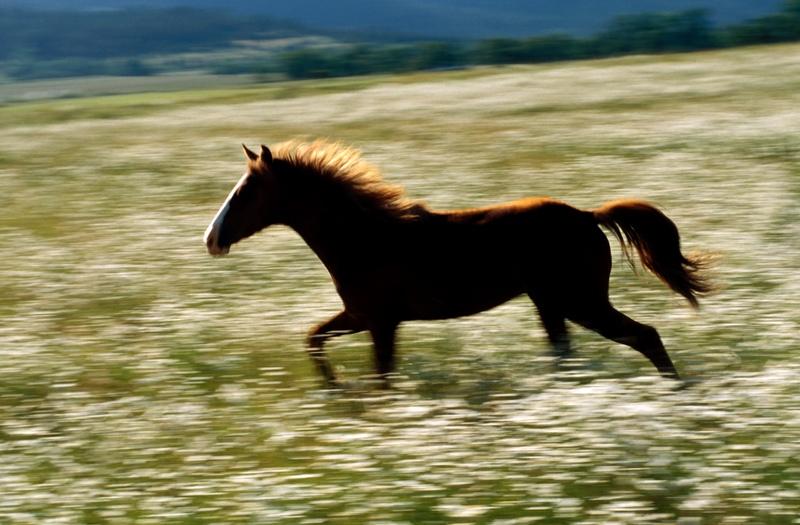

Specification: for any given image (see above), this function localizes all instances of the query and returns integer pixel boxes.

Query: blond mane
[263,140,423,219]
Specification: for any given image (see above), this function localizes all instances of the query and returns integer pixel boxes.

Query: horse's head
[204,144,281,256]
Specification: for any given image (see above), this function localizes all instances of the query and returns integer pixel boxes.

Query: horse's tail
[592,199,712,308]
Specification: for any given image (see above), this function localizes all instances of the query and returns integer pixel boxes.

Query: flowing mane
[260,140,424,219]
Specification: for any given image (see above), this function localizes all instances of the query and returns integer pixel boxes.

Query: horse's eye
[239,181,259,201]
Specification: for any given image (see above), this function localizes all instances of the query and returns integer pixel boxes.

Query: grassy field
[1,44,799,523]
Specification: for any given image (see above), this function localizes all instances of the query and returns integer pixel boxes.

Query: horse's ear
[242,144,259,162]
[259,144,272,165]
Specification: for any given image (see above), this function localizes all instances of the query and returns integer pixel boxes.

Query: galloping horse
[204,140,710,387]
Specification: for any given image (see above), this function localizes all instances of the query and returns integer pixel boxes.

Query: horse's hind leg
[570,303,679,379]
[307,311,363,387]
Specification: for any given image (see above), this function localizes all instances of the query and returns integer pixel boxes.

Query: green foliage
[590,10,715,56]
[281,43,466,80]
[410,42,466,70]
[719,0,800,46]
[280,4,799,81]
[521,35,587,62]
[282,48,337,79]
[475,35,587,64]
[474,38,529,65]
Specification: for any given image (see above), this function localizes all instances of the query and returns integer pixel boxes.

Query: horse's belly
[401,267,525,320]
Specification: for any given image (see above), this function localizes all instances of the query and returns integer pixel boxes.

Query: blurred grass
[0,67,503,128]
[1,44,799,523]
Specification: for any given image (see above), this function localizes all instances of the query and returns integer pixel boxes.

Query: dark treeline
[1,1,799,81]
[279,43,465,79]
[283,2,800,79]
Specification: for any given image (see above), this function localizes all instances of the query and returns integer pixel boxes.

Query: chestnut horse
[204,140,710,387]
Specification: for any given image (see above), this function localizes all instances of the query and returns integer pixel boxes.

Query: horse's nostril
[205,230,220,253]
[205,231,230,256]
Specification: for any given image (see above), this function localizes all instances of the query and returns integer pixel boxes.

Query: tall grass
[1,44,799,523]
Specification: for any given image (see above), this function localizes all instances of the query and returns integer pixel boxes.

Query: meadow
[1,44,799,523]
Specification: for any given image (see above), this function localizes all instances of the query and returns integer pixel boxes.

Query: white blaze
[204,173,248,256]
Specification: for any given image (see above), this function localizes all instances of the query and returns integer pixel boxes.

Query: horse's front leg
[368,321,399,389]
[307,310,363,387]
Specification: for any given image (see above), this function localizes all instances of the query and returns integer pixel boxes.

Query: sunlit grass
[0,67,507,129]
[1,44,799,523]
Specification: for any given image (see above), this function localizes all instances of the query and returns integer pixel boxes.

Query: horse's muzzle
[206,241,230,257]
[204,226,230,257]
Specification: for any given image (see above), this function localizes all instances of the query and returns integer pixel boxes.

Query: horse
[204,140,711,387]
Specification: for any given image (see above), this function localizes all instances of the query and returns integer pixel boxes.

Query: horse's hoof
[319,377,344,390]
[673,376,701,391]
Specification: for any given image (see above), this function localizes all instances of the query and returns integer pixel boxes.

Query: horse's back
[383,198,611,320]
[422,197,604,260]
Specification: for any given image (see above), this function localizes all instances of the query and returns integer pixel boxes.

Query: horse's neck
[284,192,390,279]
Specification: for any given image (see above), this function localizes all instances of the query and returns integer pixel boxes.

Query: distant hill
[2,0,785,39]
[2,1,796,82]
